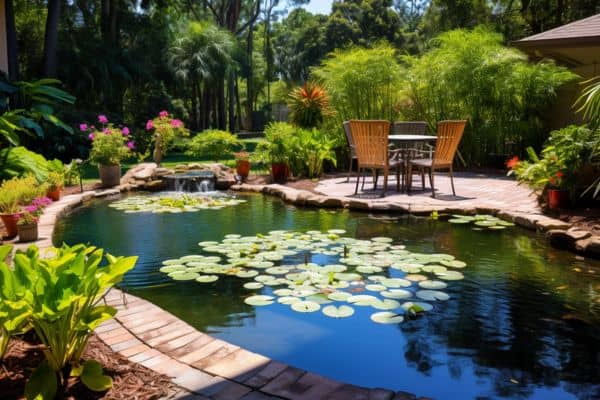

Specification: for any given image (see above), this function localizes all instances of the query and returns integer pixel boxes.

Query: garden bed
[0,333,178,400]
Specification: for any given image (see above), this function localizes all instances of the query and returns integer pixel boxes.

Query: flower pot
[17,223,38,242]
[98,164,121,188]
[0,213,21,239]
[236,160,251,180]
[47,187,61,201]
[547,189,569,210]
[271,163,289,184]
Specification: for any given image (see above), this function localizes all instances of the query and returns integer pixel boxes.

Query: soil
[0,332,178,400]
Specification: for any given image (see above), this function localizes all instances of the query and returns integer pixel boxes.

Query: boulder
[121,162,157,184]
[142,180,167,191]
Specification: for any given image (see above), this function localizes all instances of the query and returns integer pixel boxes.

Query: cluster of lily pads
[109,193,246,213]
[448,214,514,230]
[159,230,468,325]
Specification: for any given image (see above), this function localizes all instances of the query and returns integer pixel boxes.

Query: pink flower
[159,110,169,118]
[122,127,130,136]
[98,115,108,124]
[170,119,183,128]
[88,133,95,140]
[79,123,88,131]
[103,128,111,135]
[146,119,154,130]
[127,141,135,150]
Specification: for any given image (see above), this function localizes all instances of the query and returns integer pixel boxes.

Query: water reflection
[53,194,600,399]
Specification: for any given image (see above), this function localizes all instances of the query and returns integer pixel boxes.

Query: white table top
[388,134,437,141]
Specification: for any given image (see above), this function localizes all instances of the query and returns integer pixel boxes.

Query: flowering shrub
[82,115,134,165]
[146,110,189,159]
[17,196,52,225]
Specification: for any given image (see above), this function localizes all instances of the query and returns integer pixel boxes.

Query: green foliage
[287,82,333,128]
[575,77,600,130]
[88,127,133,166]
[402,27,577,166]
[0,146,54,182]
[186,130,244,161]
[254,122,297,164]
[312,43,403,122]
[0,243,137,397]
[0,176,46,214]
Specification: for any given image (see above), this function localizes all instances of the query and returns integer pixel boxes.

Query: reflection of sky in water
[54,193,600,399]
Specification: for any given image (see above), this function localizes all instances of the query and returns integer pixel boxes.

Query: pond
[53,192,600,399]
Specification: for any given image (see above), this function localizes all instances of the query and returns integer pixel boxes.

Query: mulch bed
[0,332,179,400]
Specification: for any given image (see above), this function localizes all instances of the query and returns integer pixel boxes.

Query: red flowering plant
[146,110,189,164]
[508,147,568,191]
[81,115,134,166]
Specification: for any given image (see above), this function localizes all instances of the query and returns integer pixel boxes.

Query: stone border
[230,183,600,259]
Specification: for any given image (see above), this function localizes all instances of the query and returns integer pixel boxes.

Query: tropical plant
[295,128,337,178]
[401,27,577,166]
[186,130,244,162]
[575,77,600,129]
[145,110,189,162]
[0,243,137,398]
[47,171,64,190]
[85,116,134,166]
[0,176,46,214]
[287,82,333,128]
[0,146,61,182]
[63,160,81,186]
[253,122,298,165]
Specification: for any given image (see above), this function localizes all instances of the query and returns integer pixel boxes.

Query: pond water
[53,193,600,399]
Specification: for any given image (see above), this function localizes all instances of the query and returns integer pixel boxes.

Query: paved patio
[314,172,540,214]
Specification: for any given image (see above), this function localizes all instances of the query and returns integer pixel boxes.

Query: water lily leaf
[159,265,186,273]
[291,301,321,313]
[169,271,200,281]
[273,288,293,296]
[365,284,386,292]
[372,299,401,310]
[328,229,346,234]
[247,261,275,269]
[323,305,355,318]
[401,301,433,312]
[244,295,274,306]
[306,294,334,304]
[440,260,467,268]
[277,296,301,304]
[418,280,448,290]
[416,290,450,301]
[347,295,379,306]
[474,220,496,227]
[236,270,259,278]
[381,289,412,299]
[404,274,428,282]
[290,288,318,297]
[198,241,219,247]
[356,266,383,274]
[243,282,263,289]
[370,311,404,324]
[371,237,393,243]
[162,259,184,265]
[448,218,471,224]
[334,272,362,281]
[421,265,447,274]
[381,278,411,288]
[321,264,347,273]
[328,291,352,301]
[436,270,465,280]
[488,225,506,230]
[265,267,290,275]
[196,275,218,283]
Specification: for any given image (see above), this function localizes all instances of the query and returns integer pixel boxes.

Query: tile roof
[516,13,600,44]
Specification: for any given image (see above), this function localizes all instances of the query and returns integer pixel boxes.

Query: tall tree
[5,0,18,80]
[41,0,61,77]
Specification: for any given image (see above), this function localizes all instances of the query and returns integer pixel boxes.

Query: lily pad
[381,289,412,299]
[322,305,355,318]
[236,270,259,278]
[244,295,274,306]
[381,278,411,288]
[196,275,219,283]
[372,299,401,310]
[436,270,465,280]
[243,282,264,289]
[416,290,450,301]
[356,266,383,274]
[418,280,448,290]
[277,296,301,305]
[291,301,321,313]
[273,288,293,296]
[347,295,379,306]
[365,284,387,292]
[401,301,433,312]
[328,291,352,301]
[370,311,404,324]
[169,271,200,281]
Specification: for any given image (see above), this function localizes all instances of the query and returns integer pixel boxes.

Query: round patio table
[388,134,437,192]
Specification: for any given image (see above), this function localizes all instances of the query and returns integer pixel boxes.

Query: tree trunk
[191,82,199,131]
[5,0,18,80]
[42,0,61,77]
[235,77,242,132]
[217,78,226,130]
[228,70,235,132]
[246,27,254,131]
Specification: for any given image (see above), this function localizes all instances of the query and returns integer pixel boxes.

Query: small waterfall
[196,179,215,192]
[175,178,186,192]
[163,170,217,193]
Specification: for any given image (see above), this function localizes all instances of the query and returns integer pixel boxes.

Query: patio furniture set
[343,120,467,197]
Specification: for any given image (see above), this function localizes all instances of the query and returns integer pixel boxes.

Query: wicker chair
[349,120,402,197]
[407,120,467,198]
[343,121,358,182]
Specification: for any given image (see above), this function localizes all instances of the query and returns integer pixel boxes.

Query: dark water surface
[53,193,600,399]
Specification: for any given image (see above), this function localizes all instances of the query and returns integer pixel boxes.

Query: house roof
[513,14,600,68]
[515,13,600,47]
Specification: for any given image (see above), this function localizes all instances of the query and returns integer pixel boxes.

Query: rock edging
[230,183,600,259]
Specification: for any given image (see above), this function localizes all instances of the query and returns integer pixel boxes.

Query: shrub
[253,122,297,165]
[186,129,244,161]
[0,243,137,398]
[0,176,46,214]
[401,27,577,166]
[287,82,333,128]
[296,128,337,178]
[145,110,189,161]
[83,115,134,166]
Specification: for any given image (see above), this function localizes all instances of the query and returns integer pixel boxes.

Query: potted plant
[233,151,251,181]
[82,115,134,187]
[254,122,297,183]
[146,111,189,166]
[46,171,64,201]
[0,176,44,238]
[546,171,569,209]
[17,211,39,242]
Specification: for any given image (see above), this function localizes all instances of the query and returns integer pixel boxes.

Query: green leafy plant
[63,160,82,186]
[254,122,297,165]
[287,82,333,128]
[575,77,600,130]
[295,128,337,178]
[0,176,46,214]
[47,171,64,190]
[186,129,244,162]
[0,146,58,182]
[0,243,137,398]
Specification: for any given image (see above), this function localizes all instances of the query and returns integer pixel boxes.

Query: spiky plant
[287,82,333,129]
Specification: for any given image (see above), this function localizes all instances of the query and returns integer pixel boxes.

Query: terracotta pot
[98,164,121,188]
[47,187,61,201]
[17,223,38,242]
[547,189,569,210]
[271,163,289,184]
[0,213,21,239]
[236,160,251,180]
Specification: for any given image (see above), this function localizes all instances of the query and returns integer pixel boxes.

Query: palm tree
[168,22,235,130]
